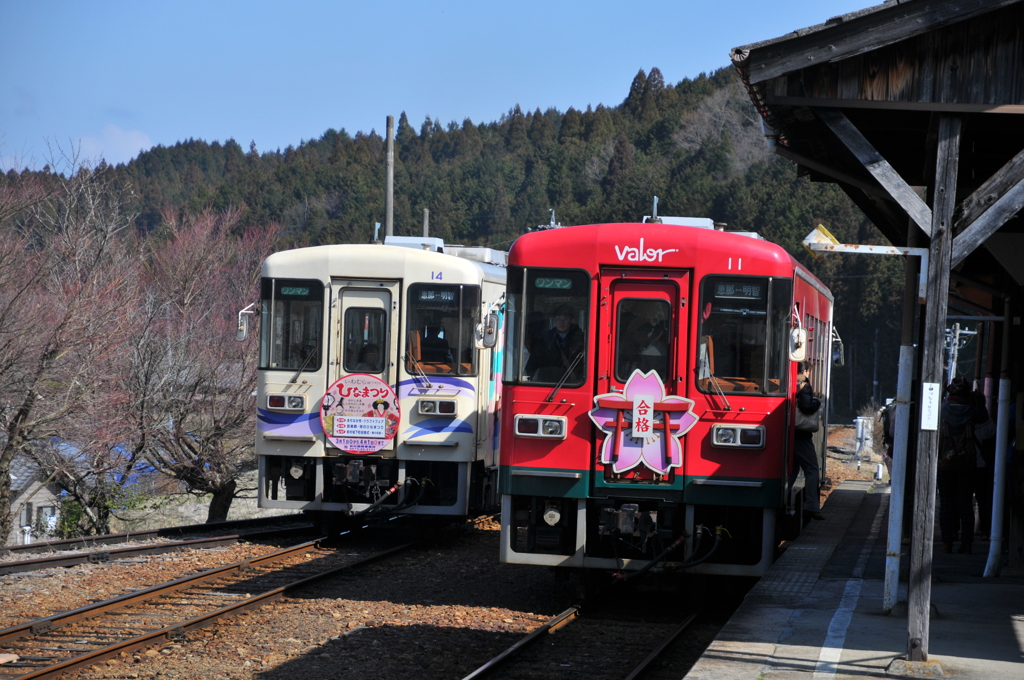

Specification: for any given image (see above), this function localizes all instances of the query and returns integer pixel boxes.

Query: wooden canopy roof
[731,0,1024,284]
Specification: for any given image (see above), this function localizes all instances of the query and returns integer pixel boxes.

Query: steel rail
[0,536,423,680]
[622,611,699,680]
[0,526,314,576]
[0,514,307,559]
[460,606,700,680]
[0,538,323,646]
[460,605,582,680]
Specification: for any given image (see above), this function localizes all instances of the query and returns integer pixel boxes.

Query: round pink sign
[320,374,400,454]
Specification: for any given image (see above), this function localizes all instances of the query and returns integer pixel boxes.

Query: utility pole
[385,115,394,238]
[423,208,430,237]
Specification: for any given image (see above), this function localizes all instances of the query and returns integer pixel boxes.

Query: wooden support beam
[907,114,960,663]
[736,0,1020,85]
[774,145,887,199]
[817,109,933,237]
[951,146,1024,267]
[840,185,909,248]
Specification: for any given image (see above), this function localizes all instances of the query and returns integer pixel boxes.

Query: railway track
[0,533,422,679]
[0,515,314,576]
[462,604,700,680]
[0,514,308,559]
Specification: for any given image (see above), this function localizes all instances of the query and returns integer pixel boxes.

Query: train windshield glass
[343,308,387,374]
[259,278,324,371]
[697,276,791,395]
[503,267,589,386]
[406,284,481,376]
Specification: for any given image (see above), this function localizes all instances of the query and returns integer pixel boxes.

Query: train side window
[343,308,387,373]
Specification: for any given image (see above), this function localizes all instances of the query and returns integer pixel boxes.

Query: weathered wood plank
[741,0,1020,85]
[935,26,964,106]
[817,108,933,236]
[956,146,1024,227]
[865,50,888,101]
[765,96,1024,114]
[907,113,960,663]
[837,58,859,99]
[951,183,1024,266]
[774,145,888,199]
[888,42,917,101]
[916,28,938,103]
[762,5,1024,106]
[839,185,909,247]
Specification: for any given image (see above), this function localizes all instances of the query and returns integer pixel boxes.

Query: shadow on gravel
[253,623,524,680]
[287,528,576,614]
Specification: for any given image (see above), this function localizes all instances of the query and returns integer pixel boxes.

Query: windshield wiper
[404,353,433,389]
[545,352,584,403]
[706,370,732,411]
[289,347,318,384]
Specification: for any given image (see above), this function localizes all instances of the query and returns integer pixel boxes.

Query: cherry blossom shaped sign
[588,369,699,475]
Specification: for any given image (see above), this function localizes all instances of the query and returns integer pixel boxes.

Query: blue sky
[1,0,873,171]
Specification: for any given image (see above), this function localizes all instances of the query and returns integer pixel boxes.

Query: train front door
[332,279,401,449]
[592,269,691,495]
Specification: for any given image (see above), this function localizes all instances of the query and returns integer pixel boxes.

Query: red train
[498,217,835,577]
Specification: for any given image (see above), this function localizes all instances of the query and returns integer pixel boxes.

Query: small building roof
[9,454,42,495]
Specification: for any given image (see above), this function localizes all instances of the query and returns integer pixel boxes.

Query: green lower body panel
[684,476,784,507]
[499,465,590,498]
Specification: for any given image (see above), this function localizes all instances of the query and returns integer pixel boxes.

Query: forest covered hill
[11,67,908,419]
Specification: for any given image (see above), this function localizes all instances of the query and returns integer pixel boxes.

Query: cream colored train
[241,237,506,525]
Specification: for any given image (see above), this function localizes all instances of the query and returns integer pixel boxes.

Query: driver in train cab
[619,302,669,380]
[525,304,585,381]
[354,343,380,372]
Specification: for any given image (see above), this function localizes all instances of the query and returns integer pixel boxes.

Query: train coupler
[598,503,659,539]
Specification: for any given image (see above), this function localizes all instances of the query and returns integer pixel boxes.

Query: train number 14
[431,271,443,280]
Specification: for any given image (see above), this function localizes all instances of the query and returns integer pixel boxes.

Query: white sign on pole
[920,382,940,431]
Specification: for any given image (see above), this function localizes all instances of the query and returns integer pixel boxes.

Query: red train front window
[503,267,589,386]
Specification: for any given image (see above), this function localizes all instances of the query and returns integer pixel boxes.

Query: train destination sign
[321,374,400,453]
[714,281,763,300]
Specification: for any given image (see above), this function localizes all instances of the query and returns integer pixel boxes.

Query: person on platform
[792,361,824,520]
[938,377,988,554]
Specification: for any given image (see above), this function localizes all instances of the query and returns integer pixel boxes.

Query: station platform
[685,480,1024,678]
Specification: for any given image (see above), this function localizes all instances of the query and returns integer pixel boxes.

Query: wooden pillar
[907,114,960,661]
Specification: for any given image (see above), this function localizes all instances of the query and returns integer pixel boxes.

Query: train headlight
[714,427,737,445]
[287,395,305,410]
[711,424,765,449]
[417,399,458,416]
[542,419,564,436]
[514,415,567,439]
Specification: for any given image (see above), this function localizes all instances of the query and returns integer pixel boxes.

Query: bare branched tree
[121,210,278,523]
[0,162,139,543]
